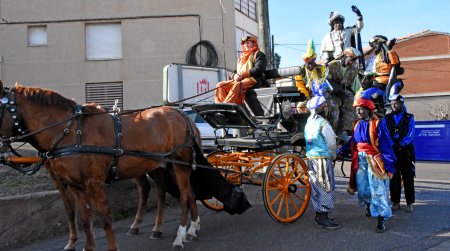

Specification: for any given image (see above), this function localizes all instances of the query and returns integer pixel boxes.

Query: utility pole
[257,0,271,68]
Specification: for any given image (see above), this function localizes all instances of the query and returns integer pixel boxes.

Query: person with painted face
[215,35,268,104]
[364,35,404,114]
[295,39,328,99]
[384,94,415,212]
[304,95,340,230]
[351,97,396,233]
[320,5,364,64]
[326,47,361,137]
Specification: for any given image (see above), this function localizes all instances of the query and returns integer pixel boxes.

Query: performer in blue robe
[385,94,416,212]
[352,97,396,233]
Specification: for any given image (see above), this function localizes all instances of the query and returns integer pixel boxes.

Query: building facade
[394,30,450,121]
[0,0,259,109]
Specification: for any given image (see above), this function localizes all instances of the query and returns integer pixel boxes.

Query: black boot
[315,212,320,223]
[316,212,341,230]
[376,216,386,233]
[365,204,371,217]
[315,211,335,222]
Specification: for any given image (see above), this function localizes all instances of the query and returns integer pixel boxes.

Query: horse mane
[83,103,107,113]
[14,85,105,113]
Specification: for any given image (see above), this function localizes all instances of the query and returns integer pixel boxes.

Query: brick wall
[401,58,450,94]
[396,34,450,57]
[391,32,450,120]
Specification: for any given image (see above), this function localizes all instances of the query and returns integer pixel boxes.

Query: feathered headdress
[302,39,317,63]
[357,87,384,100]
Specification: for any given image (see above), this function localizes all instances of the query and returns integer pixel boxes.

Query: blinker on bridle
[0,87,27,139]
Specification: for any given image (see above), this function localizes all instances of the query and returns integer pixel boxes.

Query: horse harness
[0,87,204,183]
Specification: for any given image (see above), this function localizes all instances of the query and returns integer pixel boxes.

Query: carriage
[164,63,312,223]
[0,64,313,250]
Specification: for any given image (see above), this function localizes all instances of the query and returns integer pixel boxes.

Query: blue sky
[268,0,450,67]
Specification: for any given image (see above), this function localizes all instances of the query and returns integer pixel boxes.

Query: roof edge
[397,30,450,42]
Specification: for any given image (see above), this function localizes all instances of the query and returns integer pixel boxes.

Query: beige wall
[235,11,258,36]
[404,94,450,121]
[0,0,238,109]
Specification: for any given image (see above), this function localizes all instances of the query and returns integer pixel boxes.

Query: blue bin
[414,120,450,161]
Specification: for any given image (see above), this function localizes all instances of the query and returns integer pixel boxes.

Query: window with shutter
[85,82,123,110]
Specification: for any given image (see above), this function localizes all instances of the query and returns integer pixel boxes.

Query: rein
[0,86,220,182]
[0,86,243,183]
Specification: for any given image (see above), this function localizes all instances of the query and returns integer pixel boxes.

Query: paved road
[10,161,450,251]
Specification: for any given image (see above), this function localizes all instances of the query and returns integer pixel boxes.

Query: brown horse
[0,82,250,250]
[127,162,244,240]
[128,169,196,240]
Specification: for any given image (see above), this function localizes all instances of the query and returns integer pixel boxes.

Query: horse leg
[46,168,79,251]
[172,165,193,249]
[149,169,166,239]
[89,182,119,251]
[60,186,79,251]
[185,172,200,241]
[128,175,151,236]
[70,188,96,251]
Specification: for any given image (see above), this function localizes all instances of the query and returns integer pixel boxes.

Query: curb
[0,179,178,250]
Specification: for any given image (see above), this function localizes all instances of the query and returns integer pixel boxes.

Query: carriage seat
[192,103,291,149]
[245,66,306,118]
[192,103,258,130]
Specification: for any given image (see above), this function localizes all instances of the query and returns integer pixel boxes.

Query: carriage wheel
[201,151,241,211]
[262,153,310,223]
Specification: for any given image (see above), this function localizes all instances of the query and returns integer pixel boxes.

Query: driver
[215,35,268,104]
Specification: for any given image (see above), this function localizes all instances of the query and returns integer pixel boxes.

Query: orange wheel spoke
[285,194,290,219]
[267,178,283,190]
[293,170,306,179]
[269,190,284,208]
[269,172,284,184]
[284,158,290,176]
[284,159,299,178]
[276,194,285,216]
[286,164,299,180]
[288,193,299,212]
[276,163,285,178]
[293,193,306,202]
[267,184,283,191]
[295,184,308,189]
[290,173,307,185]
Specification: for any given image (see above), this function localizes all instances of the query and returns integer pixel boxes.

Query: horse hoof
[127,228,139,236]
[150,231,162,239]
[186,234,197,242]
[64,248,75,251]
